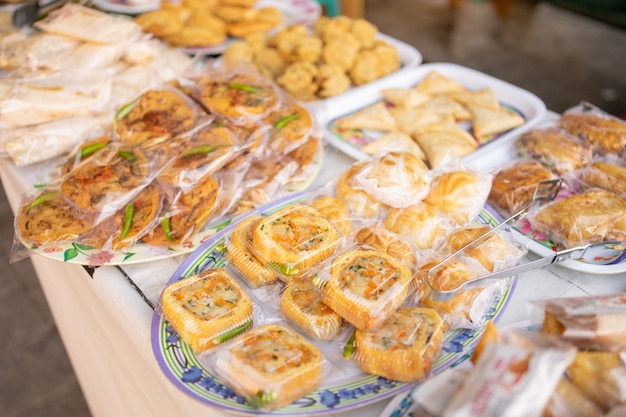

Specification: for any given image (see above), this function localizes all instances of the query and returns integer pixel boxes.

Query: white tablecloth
[2,130,625,417]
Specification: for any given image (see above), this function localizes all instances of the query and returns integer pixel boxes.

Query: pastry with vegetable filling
[17,189,92,243]
[60,136,112,176]
[226,215,277,288]
[161,268,254,353]
[60,146,149,213]
[350,307,447,382]
[213,323,323,411]
[279,278,343,341]
[263,101,314,154]
[197,73,279,119]
[143,174,219,246]
[250,204,341,279]
[319,248,413,330]
[115,89,196,148]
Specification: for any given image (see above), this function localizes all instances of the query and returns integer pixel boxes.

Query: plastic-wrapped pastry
[579,161,626,198]
[413,121,478,168]
[348,152,430,209]
[516,127,592,175]
[424,169,492,225]
[354,226,417,269]
[249,204,341,279]
[488,160,556,217]
[279,278,343,341]
[384,202,450,250]
[544,377,604,417]
[225,215,277,288]
[559,110,626,155]
[351,307,447,382]
[60,136,112,176]
[263,100,315,155]
[160,268,254,353]
[310,195,352,236]
[335,162,385,218]
[318,248,413,330]
[568,351,626,412]
[17,189,93,243]
[531,189,626,248]
[212,323,323,411]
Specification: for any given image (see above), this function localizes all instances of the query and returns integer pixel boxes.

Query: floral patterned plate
[150,189,518,416]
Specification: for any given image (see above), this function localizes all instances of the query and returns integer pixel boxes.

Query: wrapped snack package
[160,268,254,353]
[568,351,626,412]
[210,323,323,411]
[335,161,387,218]
[247,204,341,280]
[347,307,448,382]
[314,246,413,330]
[578,160,626,199]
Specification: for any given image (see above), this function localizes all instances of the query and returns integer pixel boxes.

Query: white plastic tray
[323,62,546,164]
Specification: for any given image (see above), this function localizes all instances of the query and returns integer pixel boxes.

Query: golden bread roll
[532,189,626,248]
[321,248,413,330]
[279,278,343,341]
[517,127,592,174]
[488,160,555,216]
[250,204,341,279]
[354,307,447,382]
[225,215,277,288]
[213,323,323,411]
[559,112,626,155]
[160,268,254,353]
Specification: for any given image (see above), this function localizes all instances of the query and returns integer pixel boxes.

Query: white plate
[92,0,159,15]
[323,62,546,163]
[183,0,322,56]
[151,190,517,415]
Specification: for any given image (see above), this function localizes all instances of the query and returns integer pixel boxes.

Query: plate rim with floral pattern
[150,189,518,416]
[18,150,323,267]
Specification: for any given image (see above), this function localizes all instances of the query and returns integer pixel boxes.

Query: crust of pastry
[424,170,489,224]
[448,87,499,110]
[310,195,352,236]
[226,215,277,287]
[517,127,592,174]
[384,202,449,250]
[214,323,323,410]
[323,248,413,330]
[336,101,398,131]
[279,278,343,341]
[250,204,341,278]
[354,307,447,382]
[415,71,467,95]
[413,121,478,168]
[559,112,626,154]
[335,162,384,218]
[579,161,626,198]
[354,226,417,269]
[468,104,525,143]
[161,268,254,353]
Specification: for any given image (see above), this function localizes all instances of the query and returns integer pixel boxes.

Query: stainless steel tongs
[425,178,564,302]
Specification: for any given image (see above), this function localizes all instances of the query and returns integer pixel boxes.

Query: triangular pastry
[469,103,525,143]
[448,87,500,110]
[389,106,451,136]
[360,131,427,161]
[415,71,468,95]
[381,87,430,108]
[336,101,398,131]
[413,121,478,168]
[417,94,472,121]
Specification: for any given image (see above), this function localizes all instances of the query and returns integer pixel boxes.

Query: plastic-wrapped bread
[317,248,413,330]
[249,204,341,279]
[559,107,626,155]
[384,201,451,250]
[351,307,448,382]
[160,268,254,353]
[211,323,323,411]
[279,278,343,341]
[335,161,386,218]
[579,161,626,198]
[568,351,626,412]
[225,215,277,288]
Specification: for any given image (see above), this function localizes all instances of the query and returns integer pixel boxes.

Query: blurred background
[1,0,625,416]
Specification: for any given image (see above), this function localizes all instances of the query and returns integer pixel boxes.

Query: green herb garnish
[270,262,299,276]
[79,141,108,158]
[274,114,300,129]
[181,145,220,159]
[213,319,252,344]
[119,203,135,240]
[117,150,137,162]
[115,97,140,121]
[25,191,57,212]
[228,82,257,93]
[343,330,356,359]
[161,217,173,242]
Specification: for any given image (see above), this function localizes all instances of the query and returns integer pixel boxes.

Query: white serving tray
[322,62,546,165]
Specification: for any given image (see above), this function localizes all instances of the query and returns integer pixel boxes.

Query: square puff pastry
[321,248,413,330]
[279,278,343,341]
[250,204,341,279]
[225,214,277,288]
[212,323,323,411]
[161,268,254,353]
[354,307,447,382]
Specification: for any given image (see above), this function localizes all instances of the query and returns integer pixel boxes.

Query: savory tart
[279,278,343,341]
[225,215,277,288]
[115,89,196,148]
[517,127,592,175]
[161,268,254,353]
[320,248,413,330]
[250,204,341,279]
[212,323,323,410]
[488,160,555,217]
[263,101,314,154]
[60,146,150,213]
[17,189,92,243]
[352,307,447,382]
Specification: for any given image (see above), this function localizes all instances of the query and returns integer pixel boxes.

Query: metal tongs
[426,178,564,302]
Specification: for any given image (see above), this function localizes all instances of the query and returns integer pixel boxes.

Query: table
[2,116,626,417]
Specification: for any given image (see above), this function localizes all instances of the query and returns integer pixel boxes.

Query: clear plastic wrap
[576,159,626,200]
[160,268,254,353]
